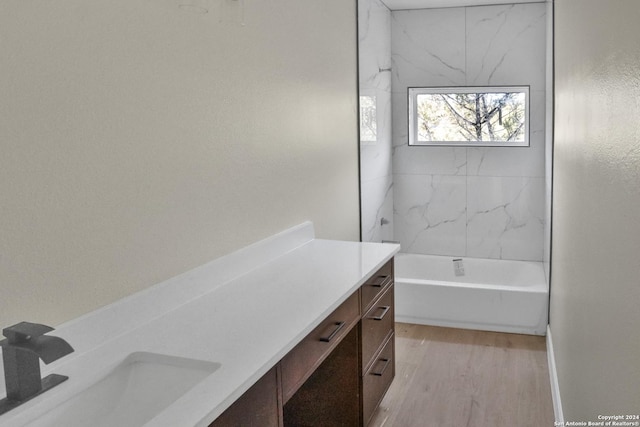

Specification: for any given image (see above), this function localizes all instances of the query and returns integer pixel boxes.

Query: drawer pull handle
[369,275,390,288]
[371,358,391,376]
[319,321,345,342]
[370,306,391,321]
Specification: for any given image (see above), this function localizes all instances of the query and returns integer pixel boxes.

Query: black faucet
[0,322,74,415]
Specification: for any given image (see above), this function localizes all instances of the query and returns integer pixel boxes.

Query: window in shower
[359,94,377,144]
[408,86,529,147]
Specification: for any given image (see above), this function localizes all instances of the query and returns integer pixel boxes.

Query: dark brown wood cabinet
[361,283,394,374]
[360,260,395,426]
[208,367,282,427]
[210,258,395,427]
[280,291,360,403]
[362,333,395,425]
[283,326,361,426]
[361,260,393,314]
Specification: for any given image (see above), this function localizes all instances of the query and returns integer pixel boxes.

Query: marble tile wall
[359,0,394,242]
[391,3,547,261]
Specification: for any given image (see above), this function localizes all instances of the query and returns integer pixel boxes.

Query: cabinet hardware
[369,306,390,321]
[369,275,390,288]
[371,358,391,376]
[319,322,345,342]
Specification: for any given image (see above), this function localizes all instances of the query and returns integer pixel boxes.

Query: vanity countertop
[0,222,399,427]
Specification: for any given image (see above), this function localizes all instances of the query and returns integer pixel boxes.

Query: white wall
[543,0,553,285]
[0,0,360,327]
[551,0,640,420]
[391,3,547,261]
[359,0,394,243]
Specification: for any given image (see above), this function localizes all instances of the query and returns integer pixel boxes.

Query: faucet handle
[2,322,54,344]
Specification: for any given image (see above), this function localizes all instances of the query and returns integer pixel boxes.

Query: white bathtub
[394,253,548,335]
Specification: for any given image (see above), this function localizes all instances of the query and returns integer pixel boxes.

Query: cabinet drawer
[361,260,393,313]
[361,284,394,373]
[362,333,395,427]
[280,291,360,403]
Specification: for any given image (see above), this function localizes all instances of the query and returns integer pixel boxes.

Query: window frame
[407,85,530,147]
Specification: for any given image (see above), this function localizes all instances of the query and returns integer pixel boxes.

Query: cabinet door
[209,367,281,427]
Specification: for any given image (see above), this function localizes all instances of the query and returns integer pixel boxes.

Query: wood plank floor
[369,323,554,427]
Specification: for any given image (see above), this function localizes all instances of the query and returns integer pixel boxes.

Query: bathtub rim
[394,252,548,292]
[395,277,548,293]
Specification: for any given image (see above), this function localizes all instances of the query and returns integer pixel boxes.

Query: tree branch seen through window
[409,87,529,147]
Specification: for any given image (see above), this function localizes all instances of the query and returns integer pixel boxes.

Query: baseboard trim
[547,325,564,423]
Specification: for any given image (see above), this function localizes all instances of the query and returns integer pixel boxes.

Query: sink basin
[26,352,220,427]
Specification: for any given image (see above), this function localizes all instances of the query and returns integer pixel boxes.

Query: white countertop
[0,222,399,427]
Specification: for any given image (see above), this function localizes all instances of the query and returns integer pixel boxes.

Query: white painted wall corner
[547,325,564,423]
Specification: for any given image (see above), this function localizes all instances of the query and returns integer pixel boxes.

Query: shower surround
[391,3,547,261]
[359,1,548,263]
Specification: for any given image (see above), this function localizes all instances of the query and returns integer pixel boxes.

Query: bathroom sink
[25,352,220,427]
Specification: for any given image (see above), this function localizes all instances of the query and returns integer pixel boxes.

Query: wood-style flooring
[369,323,554,427]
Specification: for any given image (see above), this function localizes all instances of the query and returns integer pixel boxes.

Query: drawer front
[362,333,395,427]
[361,260,393,313]
[361,284,394,373]
[281,291,360,403]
